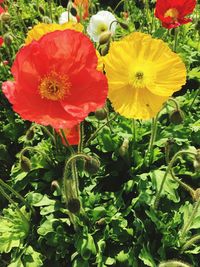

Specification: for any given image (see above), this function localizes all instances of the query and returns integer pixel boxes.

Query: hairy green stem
[181,234,200,252]
[189,88,200,111]
[78,122,84,153]
[0,185,29,225]
[0,179,34,213]
[154,150,197,209]
[146,112,159,166]
[159,260,191,267]
[173,27,179,52]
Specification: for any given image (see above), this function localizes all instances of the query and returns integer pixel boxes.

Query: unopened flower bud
[70,7,77,17]
[95,107,107,120]
[26,127,35,140]
[84,157,100,174]
[38,6,45,15]
[20,155,31,172]
[170,109,184,124]
[1,12,11,23]
[67,198,81,213]
[119,138,129,158]
[118,21,129,30]
[193,188,200,201]
[3,33,13,46]
[99,31,111,45]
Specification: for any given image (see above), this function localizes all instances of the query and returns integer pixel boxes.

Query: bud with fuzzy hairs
[84,156,100,175]
[1,12,11,23]
[95,107,107,120]
[170,109,184,124]
[20,155,31,172]
[3,33,13,46]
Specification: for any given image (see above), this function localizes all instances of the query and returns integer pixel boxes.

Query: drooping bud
[20,155,31,172]
[95,107,107,120]
[67,198,81,213]
[84,157,100,175]
[3,33,13,46]
[70,7,77,17]
[170,109,184,124]
[118,21,129,30]
[1,12,11,23]
[26,127,35,141]
[39,5,45,15]
[99,31,111,45]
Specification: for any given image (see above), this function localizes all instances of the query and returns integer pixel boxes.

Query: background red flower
[57,125,80,146]
[0,36,3,46]
[155,0,196,29]
[2,30,108,129]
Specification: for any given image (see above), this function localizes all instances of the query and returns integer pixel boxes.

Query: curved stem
[39,125,56,146]
[170,171,195,198]
[159,260,191,267]
[154,150,197,209]
[168,97,180,110]
[20,146,54,166]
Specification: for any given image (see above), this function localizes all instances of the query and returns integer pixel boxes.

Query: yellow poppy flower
[103,32,186,119]
[25,22,83,45]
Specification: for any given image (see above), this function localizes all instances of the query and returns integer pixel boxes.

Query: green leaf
[150,169,180,203]
[139,246,156,267]
[0,206,30,253]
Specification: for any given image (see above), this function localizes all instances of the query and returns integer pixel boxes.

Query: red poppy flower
[0,5,5,14]
[0,36,3,46]
[58,125,80,146]
[2,30,108,129]
[74,0,89,20]
[155,0,196,29]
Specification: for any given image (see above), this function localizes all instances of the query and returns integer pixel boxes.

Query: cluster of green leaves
[0,0,200,266]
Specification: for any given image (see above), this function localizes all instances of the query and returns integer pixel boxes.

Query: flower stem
[0,185,29,225]
[173,27,179,52]
[154,150,197,209]
[0,178,34,213]
[60,129,75,155]
[181,234,200,252]
[170,171,195,198]
[168,97,180,110]
[78,122,84,153]
[189,88,200,111]
[146,112,159,166]
[85,114,118,146]
[180,197,200,240]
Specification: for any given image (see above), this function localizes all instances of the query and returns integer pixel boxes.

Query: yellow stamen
[164,8,179,20]
[39,71,71,101]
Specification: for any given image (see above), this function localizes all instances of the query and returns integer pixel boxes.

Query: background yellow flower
[25,22,83,45]
[103,32,187,119]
